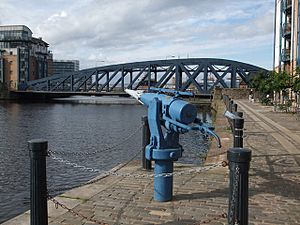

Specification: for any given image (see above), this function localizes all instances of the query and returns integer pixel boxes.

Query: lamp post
[95,60,105,67]
[165,55,175,60]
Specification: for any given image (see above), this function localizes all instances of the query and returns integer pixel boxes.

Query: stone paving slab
[3,99,300,225]
[237,100,300,225]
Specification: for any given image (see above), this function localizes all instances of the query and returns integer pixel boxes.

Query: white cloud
[47,11,68,22]
[0,0,274,69]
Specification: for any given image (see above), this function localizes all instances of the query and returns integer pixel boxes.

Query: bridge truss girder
[25,58,267,94]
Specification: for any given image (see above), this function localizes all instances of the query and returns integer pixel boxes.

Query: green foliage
[250,71,274,96]
[250,69,297,110]
[277,100,293,112]
[250,71,265,90]
[291,68,300,93]
[260,95,273,106]
[250,67,300,110]
[292,76,300,93]
[250,70,294,95]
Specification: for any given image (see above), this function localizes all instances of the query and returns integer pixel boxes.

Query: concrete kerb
[1,163,128,225]
[206,97,233,164]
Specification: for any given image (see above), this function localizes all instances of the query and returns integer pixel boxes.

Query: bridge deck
[11,90,212,101]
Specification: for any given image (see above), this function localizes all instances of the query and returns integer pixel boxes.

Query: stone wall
[208,89,232,164]
[0,90,10,100]
[221,88,252,99]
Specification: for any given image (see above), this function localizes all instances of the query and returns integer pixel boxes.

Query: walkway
[236,100,300,225]
[2,99,300,225]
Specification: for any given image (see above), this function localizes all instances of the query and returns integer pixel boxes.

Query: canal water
[0,100,211,223]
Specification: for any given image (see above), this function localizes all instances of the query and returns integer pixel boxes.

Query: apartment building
[274,0,299,73]
[52,60,79,76]
[0,25,53,90]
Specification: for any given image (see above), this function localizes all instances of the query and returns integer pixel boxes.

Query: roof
[31,37,49,47]
[0,25,33,36]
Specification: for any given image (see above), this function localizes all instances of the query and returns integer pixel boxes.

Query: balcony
[0,35,30,42]
[281,49,291,62]
[282,23,291,38]
[284,0,292,13]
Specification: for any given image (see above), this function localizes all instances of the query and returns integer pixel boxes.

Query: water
[0,101,211,223]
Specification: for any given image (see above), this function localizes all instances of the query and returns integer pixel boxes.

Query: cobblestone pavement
[236,100,300,225]
[3,99,300,225]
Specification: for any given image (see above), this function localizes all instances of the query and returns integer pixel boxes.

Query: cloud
[47,11,68,22]
[0,0,274,69]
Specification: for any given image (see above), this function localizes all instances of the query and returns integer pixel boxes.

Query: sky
[0,0,275,69]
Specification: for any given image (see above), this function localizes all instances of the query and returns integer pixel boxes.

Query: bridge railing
[24,58,267,94]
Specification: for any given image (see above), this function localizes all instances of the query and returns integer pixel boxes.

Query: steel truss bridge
[25,58,267,94]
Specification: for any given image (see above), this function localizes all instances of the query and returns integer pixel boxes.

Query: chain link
[48,194,108,225]
[49,151,227,179]
[48,146,143,194]
[47,153,229,225]
[47,123,229,225]
[47,162,229,225]
[46,147,144,224]
[49,125,142,156]
[193,212,227,224]
[228,164,240,225]
[49,191,228,225]
[48,153,103,173]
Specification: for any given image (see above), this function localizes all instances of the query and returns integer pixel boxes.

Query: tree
[250,70,293,108]
[292,77,300,93]
[250,71,274,105]
[251,67,300,111]
[293,68,300,94]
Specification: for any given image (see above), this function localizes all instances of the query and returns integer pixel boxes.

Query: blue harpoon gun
[126,87,221,202]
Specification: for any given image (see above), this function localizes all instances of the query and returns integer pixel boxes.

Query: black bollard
[235,111,243,118]
[233,115,244,148]
[227,148,251,225]
[29,139,48,225]
[142,116,152,170]
[229,100,234,113]
[227,97,230,110]
[233,103,238,113]
[225,96,230,109]
[223,95,227,105]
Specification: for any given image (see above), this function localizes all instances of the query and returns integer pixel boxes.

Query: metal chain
[209,150,227,157]
[49,151,228,179]
[48,194,108,225]
[228,165,240,225]
[49,125,142,156]
[47,148,143,223]
[49,191,228,225]
[48,147,143,194]
[48,154,103,173]
[47,162,229,225]
[45,123,230,224]
[194,212,227,224]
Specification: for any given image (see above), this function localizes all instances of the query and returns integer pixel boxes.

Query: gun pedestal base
[147,147,182,202]
[154,160,173,202]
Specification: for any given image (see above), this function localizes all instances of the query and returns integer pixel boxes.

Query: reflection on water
[0,101,211,223]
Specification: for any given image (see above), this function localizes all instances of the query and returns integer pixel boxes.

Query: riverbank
[52,95,139,105]
[3,98,300,224]
[51,95,212,107]
[0,96,227,225]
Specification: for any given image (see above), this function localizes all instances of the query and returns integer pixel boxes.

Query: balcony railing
[282,23,291,37]
[281,49,291,62]
[284,0,292,13]
[0,36,30,42]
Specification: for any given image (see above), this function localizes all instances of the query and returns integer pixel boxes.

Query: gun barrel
[125,89,144,104]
